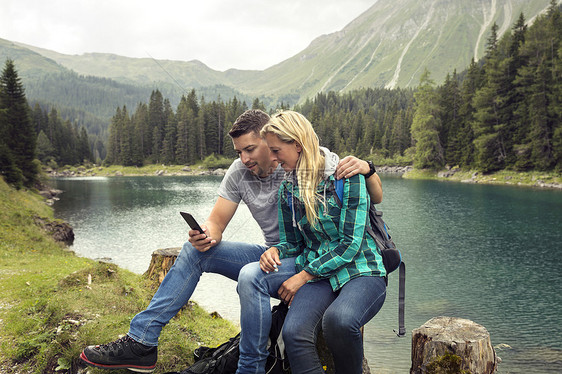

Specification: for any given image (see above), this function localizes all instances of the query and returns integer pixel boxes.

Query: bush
[201,154,234,170]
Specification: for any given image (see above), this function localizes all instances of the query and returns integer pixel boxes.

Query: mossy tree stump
[144,247,181,285]
[411,316,499,374]
[145,247,371,373]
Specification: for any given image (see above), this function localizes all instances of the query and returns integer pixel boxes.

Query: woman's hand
[260,247,281,273]
[278,270,315,305]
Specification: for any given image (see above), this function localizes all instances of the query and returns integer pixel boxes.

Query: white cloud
[0,0,377,71]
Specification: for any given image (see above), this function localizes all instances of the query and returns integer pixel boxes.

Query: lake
[52,175,562,373]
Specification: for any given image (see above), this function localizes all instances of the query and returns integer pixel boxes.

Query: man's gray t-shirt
[218,159,285,247]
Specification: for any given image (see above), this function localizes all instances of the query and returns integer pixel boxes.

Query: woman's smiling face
[264,133,301,172]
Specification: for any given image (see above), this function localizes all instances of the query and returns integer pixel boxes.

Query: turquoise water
[53,175,562,373]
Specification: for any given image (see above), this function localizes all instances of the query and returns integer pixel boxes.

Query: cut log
[411,316,499,374]
[145,247,371,373]
[144,247,181,285]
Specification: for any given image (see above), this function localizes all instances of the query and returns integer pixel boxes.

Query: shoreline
[400,166,562,190]
[45,164,562,190]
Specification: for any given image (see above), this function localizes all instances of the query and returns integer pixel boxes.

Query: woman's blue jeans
[284,276,386,374]
[127,240,266,346]
[236,258,386,374]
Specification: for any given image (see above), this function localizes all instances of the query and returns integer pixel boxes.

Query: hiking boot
[80,335,157,373]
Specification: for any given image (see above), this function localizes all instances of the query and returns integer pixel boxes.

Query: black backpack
[331,178,406,337]
[171,302,290,374]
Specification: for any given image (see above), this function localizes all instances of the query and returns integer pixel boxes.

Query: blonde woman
[236,111,387,374]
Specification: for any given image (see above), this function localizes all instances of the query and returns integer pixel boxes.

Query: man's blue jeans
[127,240,266,346]
[237,258,386,374]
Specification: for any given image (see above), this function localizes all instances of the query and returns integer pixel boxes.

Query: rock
[39,188,63,200]
[411,316,498,374]
[34,216,75,244]
[438,167,460,178]
[377,165,413,174]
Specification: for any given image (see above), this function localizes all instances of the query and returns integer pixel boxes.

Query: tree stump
[144,247,181,285]
[144,247,371,373]
[411,316,498,374]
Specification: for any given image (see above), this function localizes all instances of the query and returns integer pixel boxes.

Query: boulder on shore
[34,216,75,244]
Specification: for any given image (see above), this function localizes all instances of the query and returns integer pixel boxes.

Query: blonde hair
[261,111,324,225]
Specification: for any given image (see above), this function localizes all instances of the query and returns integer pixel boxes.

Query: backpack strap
[396,261,406,337]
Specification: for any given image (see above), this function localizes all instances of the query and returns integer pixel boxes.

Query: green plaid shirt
[275,173,386,291]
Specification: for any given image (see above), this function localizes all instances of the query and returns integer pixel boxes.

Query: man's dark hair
[228,109,270,138]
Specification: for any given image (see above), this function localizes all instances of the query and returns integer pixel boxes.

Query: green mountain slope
[0,39,256,125]
[15,44,233,88]
[244,0,553,99]
[0,38,67,77]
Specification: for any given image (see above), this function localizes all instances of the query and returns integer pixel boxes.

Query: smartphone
[180,212,207,237]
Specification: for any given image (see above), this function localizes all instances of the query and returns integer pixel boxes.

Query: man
[80,109,382,373]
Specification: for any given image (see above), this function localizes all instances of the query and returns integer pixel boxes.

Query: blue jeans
[236,257,298,374]
[127,240,266,346]
[237,258,386,374]
[283,276,386,374]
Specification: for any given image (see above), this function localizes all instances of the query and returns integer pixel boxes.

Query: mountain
[0,0,555,121]
[0,38,256,123]
[242,0,554,99]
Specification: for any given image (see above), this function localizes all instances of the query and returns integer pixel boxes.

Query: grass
[403,167,562,188]
[51,154,235,178]
[0,178,238,374]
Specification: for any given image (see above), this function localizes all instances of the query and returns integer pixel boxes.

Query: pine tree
[161,99,177,164]
[472,23,508,172]
[132,102,149,161]
[411,69,444,169]
[0,59,37,187]
[36,130,55,163]
[439,71,462,166]
[78,127,91,163]
[106,107,123,165]
[175,96,191,164]
[149,90,165,163]
[553,41,562,171]
[514,6,561,170]
[457,59,484,168]
[119,106,134,166]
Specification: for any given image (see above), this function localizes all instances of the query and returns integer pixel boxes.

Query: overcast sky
[1,0,377,71]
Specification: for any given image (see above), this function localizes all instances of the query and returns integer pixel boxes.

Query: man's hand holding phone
[181,212,216,252]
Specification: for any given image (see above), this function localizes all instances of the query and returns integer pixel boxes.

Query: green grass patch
[403,168,562,188]
[0,178,238,373]
[402,168,439,180]
[52,155,235,178]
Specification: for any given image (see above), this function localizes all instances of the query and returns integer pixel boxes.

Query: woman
[236,110,386,374]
